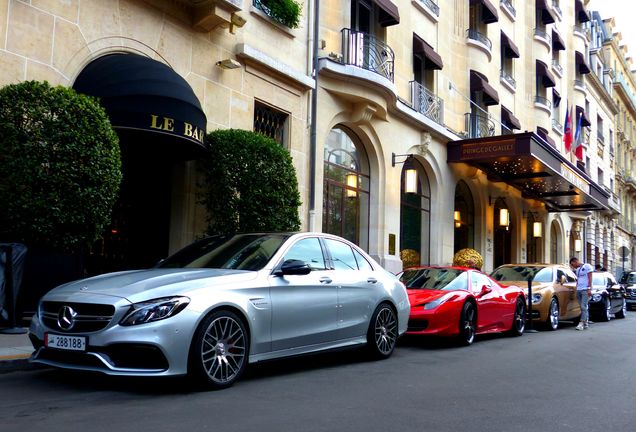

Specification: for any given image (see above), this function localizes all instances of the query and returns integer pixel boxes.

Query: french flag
[563,105,572,153]
[573,112,584,160]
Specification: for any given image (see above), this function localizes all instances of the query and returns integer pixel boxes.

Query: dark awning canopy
[536,0,556,24]
[576,105,592,127]
[447,132,610,212]
[413,34,444,70]
[501,106,521,130]
[536,60,556,88]
[73,53,207,153]
[575,51,591,74]
[470,0,499,24]
[575,0,591,23]
[375,0,400,27]
[552,29,566,51]
[470,70,499,106]
[501,32,520,58]
[536,127,556,147]
[553,88,561,107]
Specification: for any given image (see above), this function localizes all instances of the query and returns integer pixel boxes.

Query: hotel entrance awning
[447,132,609,211]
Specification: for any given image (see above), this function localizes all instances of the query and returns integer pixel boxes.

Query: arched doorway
[493,198,511,268]
[322,126,370,250]
[550,220,562,264]
[454,181,475,253]
[399,159,431,267]
[526,214,542,263]
[73,53,206,273]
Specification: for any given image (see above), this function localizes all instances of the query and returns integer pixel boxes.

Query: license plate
[45,333,87,351]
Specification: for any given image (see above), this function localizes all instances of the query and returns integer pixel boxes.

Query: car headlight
[591,293,602,302]
[532,293,542,304]
[120,296,190,326]
[423,293,455,310]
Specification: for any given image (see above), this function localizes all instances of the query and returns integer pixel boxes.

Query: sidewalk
[0,328,34,372]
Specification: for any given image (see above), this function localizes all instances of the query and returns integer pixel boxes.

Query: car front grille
[41,301,115,333]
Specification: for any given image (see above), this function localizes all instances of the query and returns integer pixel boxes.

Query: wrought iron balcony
[500,69,516,89]
[417,0,439,16]
[534,28,552,45]
[552,60,563,76]
[466,29,492,51]
[411,81,444,125]
[464,113,495,138]
[500,0,516,17]
[534,95,552,110]
[552,119,563,134]
[341,28,395,82]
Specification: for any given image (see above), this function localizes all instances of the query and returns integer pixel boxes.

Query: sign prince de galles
[148,114,204,143]
[460,139,515,160]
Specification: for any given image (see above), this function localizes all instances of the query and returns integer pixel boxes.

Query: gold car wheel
[547,298,559,331]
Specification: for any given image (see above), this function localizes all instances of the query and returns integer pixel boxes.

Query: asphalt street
[1,315,635,432]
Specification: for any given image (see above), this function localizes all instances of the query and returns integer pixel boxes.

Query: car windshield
[619,273,636,284]
[491,266,552,283]
[399,268,467,291]
[157,234,290,271]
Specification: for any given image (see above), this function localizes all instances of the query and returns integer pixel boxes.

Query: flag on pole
[573,112,584,160]
[563,104,572,153]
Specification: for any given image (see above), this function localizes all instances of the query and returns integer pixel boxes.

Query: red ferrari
[398,266,527,345]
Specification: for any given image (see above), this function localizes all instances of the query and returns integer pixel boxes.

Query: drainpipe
[308,0,320,232]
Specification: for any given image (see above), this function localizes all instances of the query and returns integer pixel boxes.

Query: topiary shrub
[256,0,302,29]
[0,81,122,252]
[200,129,301,235]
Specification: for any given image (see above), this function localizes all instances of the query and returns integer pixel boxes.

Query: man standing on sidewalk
[570,257,593,330]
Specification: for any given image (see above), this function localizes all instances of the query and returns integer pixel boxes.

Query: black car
[619,271,636,310]
[589,272,627,321]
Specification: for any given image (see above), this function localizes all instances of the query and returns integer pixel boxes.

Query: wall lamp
[489,196,509,228]
[216,58,241,69]
[524,211,543,238]
[392,153,417,194]
[345,173,358,198]
[454,210,462,228]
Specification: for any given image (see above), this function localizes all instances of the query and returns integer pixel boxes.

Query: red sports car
[398,266,527,345]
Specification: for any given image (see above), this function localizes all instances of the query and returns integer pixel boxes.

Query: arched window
[527,214,541,263]
[550,221,561,264]
[454,181,475,253]
[322,127,370,249]
[399,159,431,267]
[493,198,511,268]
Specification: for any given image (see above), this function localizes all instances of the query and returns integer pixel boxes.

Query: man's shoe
[583,323,589,329]
[576,323,585,331]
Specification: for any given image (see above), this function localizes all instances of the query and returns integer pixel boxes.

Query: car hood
[45,268,258,301]
[406,289,446,306]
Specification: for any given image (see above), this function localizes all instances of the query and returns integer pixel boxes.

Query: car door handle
[319,277,332,284]
[367,277,378,284]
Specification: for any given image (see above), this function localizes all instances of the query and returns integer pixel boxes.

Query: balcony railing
[340,29,394,82]
[574,79,586,91]
[500,69,516,89]
[500,0,516,17]
[417,0,440,16]
[534,95,552,110]
[534,28,552,45]
[552,118,563,134]
[466,29,492,51]
[552,1,562,17]
[465,113,495,138]
[411,81,444,125]
[552,60,563,76]
[573,24,590,39]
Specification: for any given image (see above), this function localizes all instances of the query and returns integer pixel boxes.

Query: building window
[323,127,370,250]
[254,101,288,146]
[454,180,475,253]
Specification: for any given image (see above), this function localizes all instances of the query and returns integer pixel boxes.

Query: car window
[284,238,327,270]
[324,239,358,271]
[399,268,467,291]
[490,266,551,282]
[352,248,373,271]
[565,269,576,283]
[470,272,491,293]
[556,269,566,283]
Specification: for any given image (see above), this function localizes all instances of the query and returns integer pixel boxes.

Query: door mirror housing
[275,259,312,276]
[560,275,566,284]
[479,285,492,297]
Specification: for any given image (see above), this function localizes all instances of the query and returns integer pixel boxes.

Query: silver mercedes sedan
[29,232,409,389]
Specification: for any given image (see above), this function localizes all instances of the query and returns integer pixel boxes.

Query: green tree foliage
[260,0,302,29]
[0,81,122,251]
[200,129,301,235]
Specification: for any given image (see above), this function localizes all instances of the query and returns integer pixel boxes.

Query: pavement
[0,326,35,372]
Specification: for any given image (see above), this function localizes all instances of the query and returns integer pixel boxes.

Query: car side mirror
[560,275,566,284]
[479,285,492,297]
[275,259,312,276]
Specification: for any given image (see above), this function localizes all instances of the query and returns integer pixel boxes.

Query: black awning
[552,29,566,51]
[536,0,556,24]
[575,0,591,23]
[73,54,207,152]
[447,132,610,212]
[501,31,520,58]
[536,60,556,88]
[470,70,499,106]
[413,34,444,70]
[536,127,556,147]
[470,0,498,24]
[575,51,591,74]
[501,106,521,130]
[375,0,400,27]
[553,88,561,107]
[576,105,592,127]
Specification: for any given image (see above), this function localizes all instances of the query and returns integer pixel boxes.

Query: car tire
[508,297,526,337]
[545,298,559,331]
[458,302,476,346]
[616,300,627,319]
[599,298,611,322]
[367,303,398,359]
[188,309,249,390]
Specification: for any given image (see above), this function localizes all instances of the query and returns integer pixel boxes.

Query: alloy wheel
[374,306,398,356]
[513,298,526,335]
[461,303,476,345]
[548,298,559,330]
[200,314,247,385]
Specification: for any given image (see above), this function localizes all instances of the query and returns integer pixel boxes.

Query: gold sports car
[490,264,581,330]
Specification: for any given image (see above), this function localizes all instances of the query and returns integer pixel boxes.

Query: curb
[0,355,35,373]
